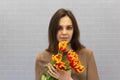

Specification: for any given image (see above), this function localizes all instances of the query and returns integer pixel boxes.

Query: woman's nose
[62,29,67,34]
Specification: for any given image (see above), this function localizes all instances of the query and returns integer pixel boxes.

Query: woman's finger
[47,63,59,79]
[47,70,58,79]
[48,63,58,73]
[47,64,54,73]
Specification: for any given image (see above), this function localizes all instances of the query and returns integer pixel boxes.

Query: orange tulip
[68,50,79,67]
[52,54,62,63]
[58,41,67,52]
[67,50,85,73]
[68,50,78,59]
[74,65,85,73]
[55,61,66,71]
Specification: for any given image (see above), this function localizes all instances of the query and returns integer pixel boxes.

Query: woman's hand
[47,63,73,80]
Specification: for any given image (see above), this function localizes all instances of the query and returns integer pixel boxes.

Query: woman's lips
[61,37,68,40]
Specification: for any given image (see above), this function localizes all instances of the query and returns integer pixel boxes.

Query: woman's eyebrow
[67,25,73,27]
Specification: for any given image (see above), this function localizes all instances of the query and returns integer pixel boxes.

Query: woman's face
[57,16,74,44]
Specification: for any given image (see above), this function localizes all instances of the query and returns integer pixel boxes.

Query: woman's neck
[66,43,72,52]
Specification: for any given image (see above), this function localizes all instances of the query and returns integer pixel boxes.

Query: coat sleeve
[35,55,46,80]
[87,51,99,80]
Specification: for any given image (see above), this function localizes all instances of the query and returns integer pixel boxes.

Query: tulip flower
[52,54,62,63]
[41,41,85,80]
[58,41,67,52]
[55,61,66,71]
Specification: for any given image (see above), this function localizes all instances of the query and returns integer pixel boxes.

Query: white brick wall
[0,0,120,80]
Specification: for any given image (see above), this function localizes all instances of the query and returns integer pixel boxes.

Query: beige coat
[35,48,99,80]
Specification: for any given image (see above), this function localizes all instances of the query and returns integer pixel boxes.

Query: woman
[35,8,99,80]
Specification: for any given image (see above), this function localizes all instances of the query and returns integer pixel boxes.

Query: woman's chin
[61,40,70,44]
[61,40,67,42]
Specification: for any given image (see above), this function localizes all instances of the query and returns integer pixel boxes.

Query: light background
[0,0,120,80]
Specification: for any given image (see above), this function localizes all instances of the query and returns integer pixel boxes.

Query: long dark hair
[46,8,85,53]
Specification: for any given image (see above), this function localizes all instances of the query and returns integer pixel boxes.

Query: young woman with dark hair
[35,8,99,80]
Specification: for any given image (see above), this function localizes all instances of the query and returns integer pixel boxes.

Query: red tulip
[58,41,67,52]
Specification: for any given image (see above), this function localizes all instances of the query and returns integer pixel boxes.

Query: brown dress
[35,48,99,80]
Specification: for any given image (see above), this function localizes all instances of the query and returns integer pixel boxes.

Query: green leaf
[45,73,57,80]
[65,60,71,70]
[51,61,55,65]
[41,74,46,80]
[58,50,63,54]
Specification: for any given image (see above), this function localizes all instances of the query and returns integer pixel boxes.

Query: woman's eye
[58,26,62,30]
[67,26,73,30]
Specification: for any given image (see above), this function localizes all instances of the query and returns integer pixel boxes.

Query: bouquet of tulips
[41,41,85,80]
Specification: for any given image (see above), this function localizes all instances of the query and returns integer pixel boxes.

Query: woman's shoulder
[79,48,94,56]
[36,50,51,61]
